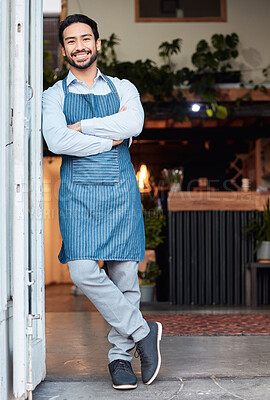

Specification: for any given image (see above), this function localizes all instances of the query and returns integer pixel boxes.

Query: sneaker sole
[144,321,162,385]
[112,383,137,390]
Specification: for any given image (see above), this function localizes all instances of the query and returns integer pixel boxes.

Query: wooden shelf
[168,191,270,211]
[143,117,267,129]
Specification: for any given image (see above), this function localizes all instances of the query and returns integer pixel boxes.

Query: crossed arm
[42,80,144,157]
[68,105,127,147]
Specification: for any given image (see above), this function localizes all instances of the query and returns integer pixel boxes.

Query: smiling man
[42,14,162,390]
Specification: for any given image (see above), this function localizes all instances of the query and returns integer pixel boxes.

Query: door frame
[12,0,45,398]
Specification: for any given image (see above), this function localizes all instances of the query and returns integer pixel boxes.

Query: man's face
[61,22,101,70]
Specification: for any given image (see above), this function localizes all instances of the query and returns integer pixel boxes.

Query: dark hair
[59,14,99,47]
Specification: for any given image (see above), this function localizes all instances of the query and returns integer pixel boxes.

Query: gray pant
[68,259,150,362]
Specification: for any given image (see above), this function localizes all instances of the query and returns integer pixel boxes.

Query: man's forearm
[80,107,144,141]
[42,92,113,157]
[67,122,124,147]
[43,125,113,156]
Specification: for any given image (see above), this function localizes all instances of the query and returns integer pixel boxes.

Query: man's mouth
[73,51,90,61]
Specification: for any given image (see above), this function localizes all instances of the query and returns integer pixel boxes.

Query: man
[42,14,162,390]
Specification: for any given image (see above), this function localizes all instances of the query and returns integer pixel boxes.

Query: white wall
[68,0,270,82]
[43,0,61,14]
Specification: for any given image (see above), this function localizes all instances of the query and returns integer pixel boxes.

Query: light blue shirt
[42,69,144,157]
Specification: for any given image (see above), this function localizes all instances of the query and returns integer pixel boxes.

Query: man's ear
[61,45,66,57]
[96,38,101,51]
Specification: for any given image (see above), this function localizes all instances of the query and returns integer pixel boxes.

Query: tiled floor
[33,284,270,399]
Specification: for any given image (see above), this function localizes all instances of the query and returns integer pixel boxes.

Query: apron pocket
[72,148,119,185]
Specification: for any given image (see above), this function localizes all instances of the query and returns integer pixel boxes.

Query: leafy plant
[98,33,120,70]
[158,38,182,69]
[263,64,270,80]
[235,64,270,107]
[143,210,166,250]
[43,40,68,91]
[191,33,239,73]
[99,37,179,102]
[244,199,270,252]
[182,33,240,118]
[138,261,162,285]
[43,31,250,123]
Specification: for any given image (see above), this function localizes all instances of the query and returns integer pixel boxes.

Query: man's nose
[75,39,86,51]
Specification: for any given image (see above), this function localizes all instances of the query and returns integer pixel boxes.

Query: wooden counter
[168,191,270,211]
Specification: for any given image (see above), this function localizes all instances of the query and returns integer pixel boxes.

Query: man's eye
[68,41,75,44]
[84,38,90,41]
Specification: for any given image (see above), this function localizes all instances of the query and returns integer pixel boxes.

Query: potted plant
[175,33,240,119]
[138,261,162,302]
[190,33,240,83]
[138,208,166,301]
[140,208,166,266]
[244,198,270,260]
[144,209,166,249]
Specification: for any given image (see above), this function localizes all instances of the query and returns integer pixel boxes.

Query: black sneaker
[135,321,162,385]
[108,359,137,390]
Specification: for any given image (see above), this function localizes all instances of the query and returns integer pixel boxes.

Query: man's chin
[72,62,91,70]
[68,57,97,70]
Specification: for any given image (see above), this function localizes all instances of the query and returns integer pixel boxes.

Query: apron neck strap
[101,74,118,93]
[62,77,69,95]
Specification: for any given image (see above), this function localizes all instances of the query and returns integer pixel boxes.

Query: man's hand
[118,106,127,113]
[112,139,124,146]
[67,121,82,132]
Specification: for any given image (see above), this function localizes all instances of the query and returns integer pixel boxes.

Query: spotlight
[191,103,201,112]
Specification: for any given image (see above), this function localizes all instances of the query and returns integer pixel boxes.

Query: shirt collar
[66,68,106,87]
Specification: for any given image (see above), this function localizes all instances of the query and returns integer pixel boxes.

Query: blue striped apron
[58,74,145,263]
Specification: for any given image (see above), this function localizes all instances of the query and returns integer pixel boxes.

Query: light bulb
[191,103,200,112]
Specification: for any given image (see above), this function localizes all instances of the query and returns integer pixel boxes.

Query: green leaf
[206,108,214,117]
[260,85,267,93]
[144,210,166,250]
[192,53,207,70]
[216,105,228,119]
[231,49,239,58]
[196,40,209,53]
[225,33,239,48]
[139,261,162,284]
[211,34,225,50]
[243,199,270,251]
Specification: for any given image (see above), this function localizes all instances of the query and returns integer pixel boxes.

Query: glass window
[135,0,226,22]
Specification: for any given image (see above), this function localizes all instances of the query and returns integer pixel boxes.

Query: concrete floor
[33,285,270,399]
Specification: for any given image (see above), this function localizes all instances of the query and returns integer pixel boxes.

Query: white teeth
[74,53,88,60]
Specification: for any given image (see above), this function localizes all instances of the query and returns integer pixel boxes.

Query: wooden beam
[141,88,270,103]
[60,0,67,22]
[59,0,68,69]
